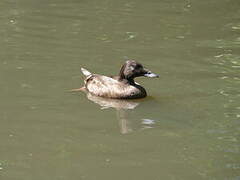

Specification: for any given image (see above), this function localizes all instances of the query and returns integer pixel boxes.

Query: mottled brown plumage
[79,60,158,99]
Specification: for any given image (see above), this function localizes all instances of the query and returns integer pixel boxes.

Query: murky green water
[0,0,240,179]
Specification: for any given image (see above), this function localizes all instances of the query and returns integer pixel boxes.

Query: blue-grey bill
[144,72,159,78]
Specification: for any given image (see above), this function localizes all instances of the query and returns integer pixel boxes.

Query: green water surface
[0,0,240,179]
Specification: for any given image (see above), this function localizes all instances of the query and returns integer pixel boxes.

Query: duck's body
[79,60,158,99]
[84,74,146,99]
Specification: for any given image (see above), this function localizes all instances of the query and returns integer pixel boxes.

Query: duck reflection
[86,93,139,134]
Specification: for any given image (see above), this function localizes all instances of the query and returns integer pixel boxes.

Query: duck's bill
[144,71,159,78]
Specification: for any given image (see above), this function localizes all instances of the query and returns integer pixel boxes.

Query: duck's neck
[118,75,135,85]
[119,64,135,84]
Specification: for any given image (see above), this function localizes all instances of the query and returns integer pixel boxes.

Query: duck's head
[119,60,159,81]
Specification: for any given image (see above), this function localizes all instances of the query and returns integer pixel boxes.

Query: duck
[73,60,159,99]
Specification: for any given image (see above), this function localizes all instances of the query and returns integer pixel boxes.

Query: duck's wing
[85,75,131,98]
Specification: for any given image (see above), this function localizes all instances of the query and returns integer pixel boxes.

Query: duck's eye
[135,64,142,69]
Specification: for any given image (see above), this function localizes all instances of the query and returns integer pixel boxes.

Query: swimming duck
[77,60,159,99]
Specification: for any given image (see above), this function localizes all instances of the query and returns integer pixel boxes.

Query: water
[0,0,240,179]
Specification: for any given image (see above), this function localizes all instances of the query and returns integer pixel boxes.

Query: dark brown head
[119,60,159,82]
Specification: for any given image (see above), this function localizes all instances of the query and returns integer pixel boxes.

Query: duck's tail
[81,68,92,77]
